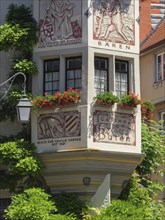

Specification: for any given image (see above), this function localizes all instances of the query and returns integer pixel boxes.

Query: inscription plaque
[93,110,135,145]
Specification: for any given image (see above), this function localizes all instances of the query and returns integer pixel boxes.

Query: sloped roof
[140,18,165,53]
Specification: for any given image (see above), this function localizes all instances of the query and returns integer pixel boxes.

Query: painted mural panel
[93,0,135,45]
[38,0,82,48]
[37,111,81,139]
[93,110,135,145]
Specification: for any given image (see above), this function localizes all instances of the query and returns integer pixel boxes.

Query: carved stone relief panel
[93,110,135,145]
[93,0,135,45]
[37,110,81,139]
[38,0,82,48]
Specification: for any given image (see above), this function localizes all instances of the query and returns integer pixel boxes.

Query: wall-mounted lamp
[0,72,32,127]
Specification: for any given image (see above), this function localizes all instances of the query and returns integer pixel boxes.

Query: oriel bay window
[44,59,60,95]
[94,57,108,94]
[66,57,82,90]
[115,60,129,97]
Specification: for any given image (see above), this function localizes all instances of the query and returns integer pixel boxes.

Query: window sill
[153,80,165,88]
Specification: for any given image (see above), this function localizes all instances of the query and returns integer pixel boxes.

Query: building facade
[140,0,165,201]
[0,0,143,209]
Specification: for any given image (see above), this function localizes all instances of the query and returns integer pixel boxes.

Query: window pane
[67,70,74,79]
[157,55,162,81]
[53,72,59,80]
[100,81,105,89]
[95,58,99,69]
[115,62,120,72]
[44,59,60,95]
[121,62,127,72]
[95,70,100,78]
[95,57,108,93]
[46,60,59,71]
[115,60,129,97]
[66,57,82,90]
[45,73,52,81]
[67,80,74,89]
[75,70,81,78]
[116,91,120,97]
[115,72,120,81]
[67,59,74,69]
[75,58,82,68]
[121,74,127,82]
[45,82,52,91]
[75,79,81,88]
[100,70,107,79]
[53,82,59,90]
[100,59,107,69]
[121,83,127,92]
[115,82,120,91]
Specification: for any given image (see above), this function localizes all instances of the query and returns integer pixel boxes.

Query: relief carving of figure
[38,0,82,45]
[49,0,74,40]
[38,116,64,139]
[94,0,134,44]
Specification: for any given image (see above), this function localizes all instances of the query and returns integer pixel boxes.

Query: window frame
[115,59,129,97]
[94,56,109,94]
[160,111,165,130]
[66,56,82,90]
[155,52,165,82]
[43,59,60,95]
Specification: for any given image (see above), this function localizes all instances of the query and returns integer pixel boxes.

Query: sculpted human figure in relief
[49,0,74,40]
[94,0,134,44]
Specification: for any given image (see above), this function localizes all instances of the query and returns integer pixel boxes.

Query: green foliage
[94,92,119,105]
[5,4,38,53]
[11,59,38,75]
[6,4,36,26]
[5,188,56,220]
[141,100,155,113]
[137,121,165,177]
[92,200,151,220]
[0,140,42,191]
[93,175,165,220]
[53,193,89,220]
[120,92,141,108]
[5,188,76,220]
[0,24,28,52]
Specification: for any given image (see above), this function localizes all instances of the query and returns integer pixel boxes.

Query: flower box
[94,92,119,106]
[120,92,141,108]
[32,89,80,111]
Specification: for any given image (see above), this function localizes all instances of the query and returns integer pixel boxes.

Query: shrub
[53,193,89,220]
[5,188,56,220]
